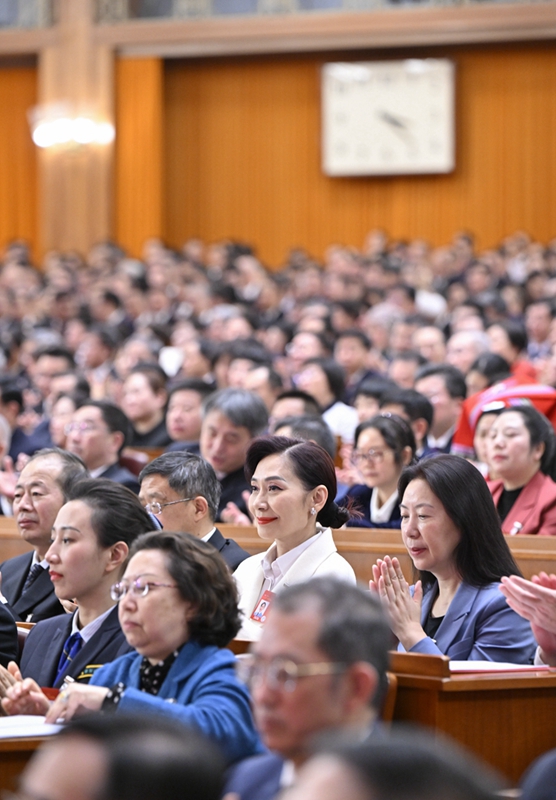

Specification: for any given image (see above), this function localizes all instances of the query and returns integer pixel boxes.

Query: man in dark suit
[138,451,250,571]
[199,388,268,521]
[225,579,391,800]
[0,448,88,622]
[65,400,139,493]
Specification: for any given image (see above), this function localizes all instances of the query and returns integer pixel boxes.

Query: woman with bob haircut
[5,531,262,765]
[341,414,416,528]
[233,436,356,640]
[371,454,536,662]
[487,404,556,536]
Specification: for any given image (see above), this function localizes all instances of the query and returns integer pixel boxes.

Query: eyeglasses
[236,655,346,693]
[143,498,193,516]
[351,449,387,465]
[110,578,178,601]
[64,421,101,435]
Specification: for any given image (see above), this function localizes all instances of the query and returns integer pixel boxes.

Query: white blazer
[233,528,356,641]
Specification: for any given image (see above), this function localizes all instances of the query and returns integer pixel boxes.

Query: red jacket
[488,470,556,536]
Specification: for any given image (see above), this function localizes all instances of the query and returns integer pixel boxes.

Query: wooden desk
[220,524,556,583]
[390,652,556,783]
[0,736,44,792]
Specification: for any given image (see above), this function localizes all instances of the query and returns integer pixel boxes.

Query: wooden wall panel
[0,66,38,257]
[163,45,556,266]
[115,57,164,257]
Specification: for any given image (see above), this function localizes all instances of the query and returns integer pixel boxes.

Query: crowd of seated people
[1,230,556,794]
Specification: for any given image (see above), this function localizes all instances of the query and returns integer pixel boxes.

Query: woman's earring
[311,507,317,516]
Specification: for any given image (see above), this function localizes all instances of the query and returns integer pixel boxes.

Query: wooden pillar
[37,0,114,255]
[115,57,164,258]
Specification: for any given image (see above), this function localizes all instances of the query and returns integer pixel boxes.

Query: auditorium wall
[0,64,38,258]
[156,43,556,267]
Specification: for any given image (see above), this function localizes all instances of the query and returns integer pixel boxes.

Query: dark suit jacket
[99,462,140,494]
[224,753,284,800]
[0,552,65,623]
[489,470,556,536]
[225,725,383,800]
[209,528,249,571]
[217,467,250,521]
[0,604,19,668]
[21,605,132,688]
[340,485,402,529]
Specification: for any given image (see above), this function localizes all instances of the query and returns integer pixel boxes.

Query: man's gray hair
[139,451,221,522]
[274,578,392,710]
[202,388,269,437]
[27,448,88,500]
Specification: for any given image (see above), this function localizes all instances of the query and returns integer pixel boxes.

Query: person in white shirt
[233,436,356,641]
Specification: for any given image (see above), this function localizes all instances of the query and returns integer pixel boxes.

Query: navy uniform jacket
[21,605,132,688]
[0,604,19,668]
[0,552,65,623]
[99,462,140,494]
[209,528,250,571]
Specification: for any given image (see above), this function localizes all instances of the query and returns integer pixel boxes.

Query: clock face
[322,59,455,176]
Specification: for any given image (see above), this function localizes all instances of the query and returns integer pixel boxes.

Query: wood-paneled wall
[0,66,38,257]
[161,44,556,266]
[115,57,164,257]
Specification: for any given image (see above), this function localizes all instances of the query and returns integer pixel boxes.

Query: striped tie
[55,632,83,683]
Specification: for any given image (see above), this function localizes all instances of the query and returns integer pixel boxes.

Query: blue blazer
[0,552,65,623]
[400,581,537,663]
[90,639,263,764]
[21,606,132,688]
[341,485,402,529]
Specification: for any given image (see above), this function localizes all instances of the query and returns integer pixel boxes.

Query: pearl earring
[311,507,316,516]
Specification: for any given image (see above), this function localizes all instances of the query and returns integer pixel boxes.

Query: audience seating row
[0,517,553,582]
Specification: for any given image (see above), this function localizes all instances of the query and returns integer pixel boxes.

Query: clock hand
[377,110,408,130]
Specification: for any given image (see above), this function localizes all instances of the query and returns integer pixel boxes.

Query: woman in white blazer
[233,436,356,640]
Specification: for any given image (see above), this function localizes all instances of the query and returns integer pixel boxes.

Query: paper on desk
[0,715,61,738]
[449,661,554,673]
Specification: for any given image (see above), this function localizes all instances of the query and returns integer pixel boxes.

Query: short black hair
[322,727,502,800]
[273,389,321,416]
[415,364,467,400]
[274,415,336,459]
[379,389,433,430]
[56,713,225,800]
[66,479,153,549]
[335,329,371,350]
[76,400,133,452]
[168,379,215,402]
[302,358,347,404]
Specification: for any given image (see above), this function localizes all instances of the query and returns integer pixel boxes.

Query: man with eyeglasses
[138,452,249,570]
[65,401,139,494]
[226,578,391,800]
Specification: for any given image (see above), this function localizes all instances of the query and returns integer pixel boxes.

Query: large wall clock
[322,59,455,176]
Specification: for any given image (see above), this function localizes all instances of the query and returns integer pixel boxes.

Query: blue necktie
[55,631,83,682]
